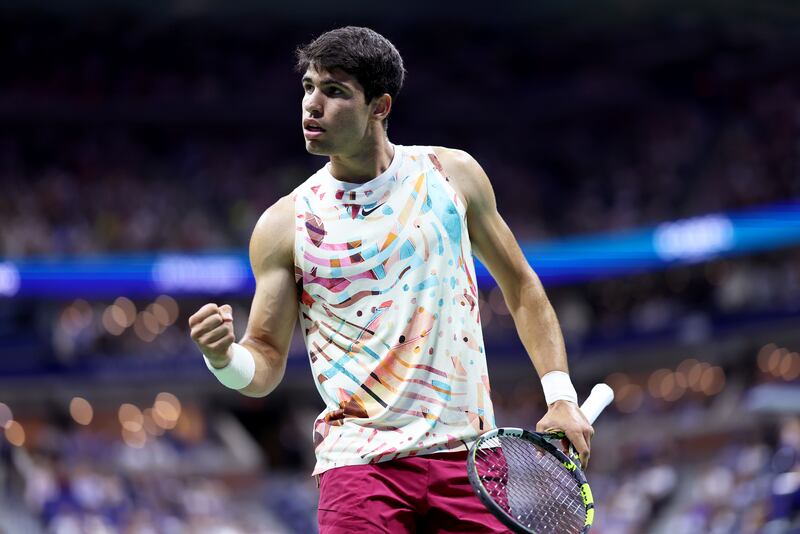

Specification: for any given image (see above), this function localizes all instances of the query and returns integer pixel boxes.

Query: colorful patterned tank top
[292,145,496,475]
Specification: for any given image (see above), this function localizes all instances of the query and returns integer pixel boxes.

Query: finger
[191,315,224,343]
[218,304,233,322]
[191,320,223,343]
[206,332,235,354]
[188,303,219,327]
[196,313,224,335]
[535,419,552,433]
[199,325,232,347]
[582,428,593,469]
[565,429,590,469]
[189,303,219,326]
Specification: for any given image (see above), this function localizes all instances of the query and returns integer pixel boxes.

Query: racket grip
[579,383,614,424]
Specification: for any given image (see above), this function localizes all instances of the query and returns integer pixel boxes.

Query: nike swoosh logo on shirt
[361,203,386,217]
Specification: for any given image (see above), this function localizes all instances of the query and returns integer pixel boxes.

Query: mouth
[304,128,324,140]
[303,122,325,139]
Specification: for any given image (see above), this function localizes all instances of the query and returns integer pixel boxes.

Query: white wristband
[541,370,578,405]
[204,343,256,390]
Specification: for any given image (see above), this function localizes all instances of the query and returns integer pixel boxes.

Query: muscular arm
[237,195,299,398]
[434,147,594,466]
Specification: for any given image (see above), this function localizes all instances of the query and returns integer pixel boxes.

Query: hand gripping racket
[467,383,614,534]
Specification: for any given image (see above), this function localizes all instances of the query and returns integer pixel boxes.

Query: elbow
[241,358,287,398]
[505,270,547,316]
[238,387,271,399]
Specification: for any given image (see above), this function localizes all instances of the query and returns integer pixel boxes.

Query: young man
[189,26,593,533]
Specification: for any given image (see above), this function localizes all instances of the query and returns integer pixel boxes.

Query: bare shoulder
[249,194,295,273]
[432,146,480,175]
[431,146,493,210]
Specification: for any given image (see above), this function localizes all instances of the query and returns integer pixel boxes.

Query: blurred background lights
[133,312,157,342]
[757,343,778,373]
[677,357,699,377]
[153,392,182,429]
[641,359,727,401]
[148,294,179,332]
[155,295,179,324]
[118,403,144,432]
[756,344,800,381]
[142,408,165,436]
[59,299,93,335]
[769,348,788,377]
[122,426,147,448]
[146,303,169,332]
[102,304,126,335]
[615,383,644,413]
[672,369,688,389]
[69,397,94,425]
[141,310,160,335]
[648,368,671,399]
[4,421,25,447]
[700,366,726,396]
[661,372,687,402]
[102,296,177,339]
[0,403,12,429]
[102,297,136,335]
[688,362,711,392]
[604,372,629,391]
[150,404,170,430]
[0,262,20,297]
[779,352,800,381]
[173,405,204,442]
[114,297,137,326]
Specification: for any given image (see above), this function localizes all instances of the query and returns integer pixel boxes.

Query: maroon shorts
[317,451,510,533]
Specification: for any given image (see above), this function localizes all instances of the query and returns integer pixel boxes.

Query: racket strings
[474,436,586,534]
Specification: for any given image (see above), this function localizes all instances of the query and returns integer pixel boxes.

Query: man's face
[301,66,373,156]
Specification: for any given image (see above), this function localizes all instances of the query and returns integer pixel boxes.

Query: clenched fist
[189,303,235,368]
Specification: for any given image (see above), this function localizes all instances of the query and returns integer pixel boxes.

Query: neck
[328,135,395,184]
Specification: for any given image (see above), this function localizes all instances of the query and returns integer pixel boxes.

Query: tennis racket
[467,383,614,534]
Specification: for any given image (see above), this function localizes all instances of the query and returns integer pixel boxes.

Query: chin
[305,141,332,156]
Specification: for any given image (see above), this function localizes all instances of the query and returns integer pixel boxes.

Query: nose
[304,89,323,118]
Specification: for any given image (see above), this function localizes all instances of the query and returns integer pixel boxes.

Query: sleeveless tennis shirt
[292,145,496,475]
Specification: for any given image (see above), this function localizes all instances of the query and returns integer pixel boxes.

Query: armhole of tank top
[424,146,469,220]
[290,186,304,277]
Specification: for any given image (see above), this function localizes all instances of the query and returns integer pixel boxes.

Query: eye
[303,84,314,94]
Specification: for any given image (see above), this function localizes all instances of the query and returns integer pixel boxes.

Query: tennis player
[189,26,593,533]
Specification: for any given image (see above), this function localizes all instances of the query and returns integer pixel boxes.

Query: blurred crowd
[586,417,800,534]
[1,14,800,257]
[0,131,282,257]
[1,364,797,533]
[0,406,297,533]
[658,418,800,534]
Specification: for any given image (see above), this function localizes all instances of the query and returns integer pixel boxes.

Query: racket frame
[466,427,595,534]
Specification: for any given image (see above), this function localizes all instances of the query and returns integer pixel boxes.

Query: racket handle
[579,383,614,424]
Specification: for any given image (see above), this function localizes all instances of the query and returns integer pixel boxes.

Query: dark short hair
[295,26,406,104]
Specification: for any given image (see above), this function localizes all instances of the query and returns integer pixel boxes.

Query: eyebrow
[302,76,349,87]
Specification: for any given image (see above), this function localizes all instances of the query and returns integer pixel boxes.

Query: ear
[371,94,392,122]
